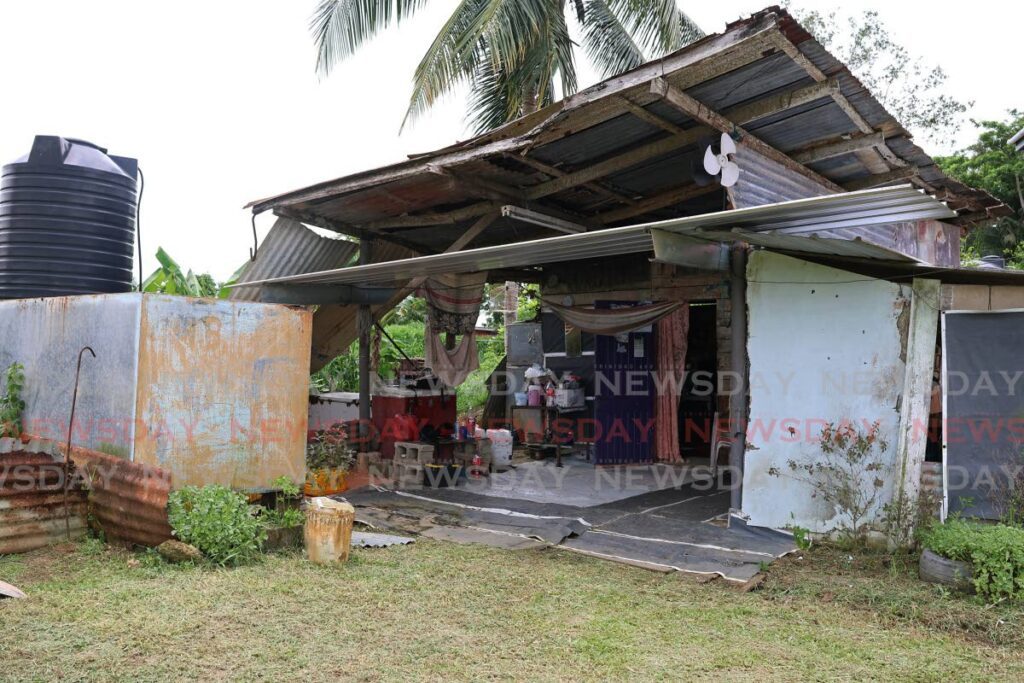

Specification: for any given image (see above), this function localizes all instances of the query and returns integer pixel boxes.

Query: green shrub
[261,476,305,529]
[167,485,266,566]
[921,519,1024,602]
[0,362,25,438]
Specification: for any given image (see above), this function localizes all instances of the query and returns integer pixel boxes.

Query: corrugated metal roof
[233,186,950,287]
[245,6,1006,258]
[230,218,358,302]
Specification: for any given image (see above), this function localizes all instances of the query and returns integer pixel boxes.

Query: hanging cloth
[424,331,479,388]
[541,298,685,336]
[420,272,488,335]
[654,305,690,463]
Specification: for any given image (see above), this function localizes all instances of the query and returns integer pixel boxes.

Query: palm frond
[579,0,646,79]
[602,0,704,56]
[407,0,576,131]
[310,0,431,78]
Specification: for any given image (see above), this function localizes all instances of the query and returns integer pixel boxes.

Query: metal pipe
[728,244,748,511]
[357,238,372,448]
[64,345,96,540]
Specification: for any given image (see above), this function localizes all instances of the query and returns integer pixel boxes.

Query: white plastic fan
[702,133,740,187]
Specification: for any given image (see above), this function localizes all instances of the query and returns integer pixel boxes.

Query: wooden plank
[366,202,500,230]
[650,77,844,193]
[842,167,918,191]
[617,96,685,135]
[427,165,523,203]
[506,153,637,205]
[722,78,839,125]
[790,132,885,164]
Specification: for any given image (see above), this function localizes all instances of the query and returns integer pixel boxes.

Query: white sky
[1,1,1019,280]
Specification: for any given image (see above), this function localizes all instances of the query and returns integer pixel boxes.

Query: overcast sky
[1,1,1019,280]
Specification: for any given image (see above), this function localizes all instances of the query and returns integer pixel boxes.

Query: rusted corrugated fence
[1,437,173,554]
[0,443,88,554]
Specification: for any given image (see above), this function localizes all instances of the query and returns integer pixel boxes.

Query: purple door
[593,301,655,465]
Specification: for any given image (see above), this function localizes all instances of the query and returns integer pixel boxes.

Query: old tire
[919,548,975,593]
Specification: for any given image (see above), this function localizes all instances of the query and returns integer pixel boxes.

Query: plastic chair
[709,411,733,477]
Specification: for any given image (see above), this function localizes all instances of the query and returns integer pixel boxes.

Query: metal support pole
[358,238,372,449]
[728,244,748,511]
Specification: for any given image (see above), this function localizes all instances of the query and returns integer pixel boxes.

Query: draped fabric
[424,331,479,387]
[655,305,690,463]
[420,272,488,335]
[541,298,685,336]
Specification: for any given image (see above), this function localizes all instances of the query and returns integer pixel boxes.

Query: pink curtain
[655,305,690,463]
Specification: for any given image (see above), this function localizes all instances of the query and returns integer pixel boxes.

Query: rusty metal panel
[70,444,172,548]
[133,295,312,490]
[0,441,87,555]
[0,294,141,457]
[230,217,358,303]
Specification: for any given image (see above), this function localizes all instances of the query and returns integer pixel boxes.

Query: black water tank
[0,135,138,298]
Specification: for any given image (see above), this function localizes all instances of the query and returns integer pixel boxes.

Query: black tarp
[943,311,1024,519]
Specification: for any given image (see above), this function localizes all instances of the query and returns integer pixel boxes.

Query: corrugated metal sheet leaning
[0,437,88,555]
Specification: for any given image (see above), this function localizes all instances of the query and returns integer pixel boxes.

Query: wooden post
[728,244,748,511]
[358,238,372,448]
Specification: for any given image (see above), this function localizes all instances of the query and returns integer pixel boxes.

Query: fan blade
[720,161,740,187]
[720,133,737,157]
[703,146,721,175]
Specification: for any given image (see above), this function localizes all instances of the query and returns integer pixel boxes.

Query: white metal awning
[232,185,954,288]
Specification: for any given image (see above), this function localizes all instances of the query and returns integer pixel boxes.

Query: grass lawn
[2,538,1023,682]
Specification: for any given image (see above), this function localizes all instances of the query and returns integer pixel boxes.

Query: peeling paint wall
[0,294,141,456]
[133,295,311,490]
[742,252,907,532]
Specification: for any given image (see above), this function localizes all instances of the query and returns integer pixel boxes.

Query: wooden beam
[842,167,918,191]
[790,132,885,164]
[721,78,839,125]
[597,184,720,224]
[427,165,523,203]
[650,77,844,193]
[506,153,637,206]
[366,202,500,230]
[617,97,684,135]
[766,31,906,170]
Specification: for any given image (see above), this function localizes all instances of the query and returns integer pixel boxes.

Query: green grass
[2,540,1023,681]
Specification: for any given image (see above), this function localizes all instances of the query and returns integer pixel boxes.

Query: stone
[156,540,203,563]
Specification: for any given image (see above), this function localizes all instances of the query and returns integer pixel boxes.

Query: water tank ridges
[0,135,138,298]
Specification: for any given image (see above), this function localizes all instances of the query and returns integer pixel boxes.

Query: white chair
[708,411,733,478]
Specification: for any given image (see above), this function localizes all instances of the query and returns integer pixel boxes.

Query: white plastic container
[485,428,513,471]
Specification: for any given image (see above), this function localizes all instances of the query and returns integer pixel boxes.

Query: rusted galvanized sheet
[70,444,172,548]
[133,295,311,490]
[229,217,358,303]
[0,444,88,555]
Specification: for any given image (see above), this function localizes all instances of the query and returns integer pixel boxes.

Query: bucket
[514,392,528,406]
[303,497,355,564]
[527,385,542,406]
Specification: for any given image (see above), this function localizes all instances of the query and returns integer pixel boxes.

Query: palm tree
[310,0,704,134]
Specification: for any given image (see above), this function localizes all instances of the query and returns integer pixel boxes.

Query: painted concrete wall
[0,295,141,456]
[742,252,908,532]
[133,295,312,490]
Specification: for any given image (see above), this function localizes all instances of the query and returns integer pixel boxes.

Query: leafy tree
[310,0,704,133]
[142,248,222,297]
[787,4,969,142]
[937,111,1024,266]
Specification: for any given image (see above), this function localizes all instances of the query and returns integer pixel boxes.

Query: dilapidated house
[233,6,1021,545]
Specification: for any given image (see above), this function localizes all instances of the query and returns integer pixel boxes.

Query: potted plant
[261,476,305,551]
[305,425,355,496]
[919,518,1024,601]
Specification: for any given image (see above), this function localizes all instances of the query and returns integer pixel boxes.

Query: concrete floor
[459,452,709,507]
